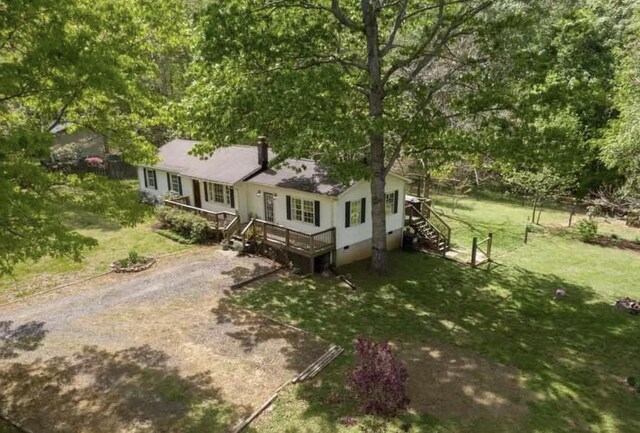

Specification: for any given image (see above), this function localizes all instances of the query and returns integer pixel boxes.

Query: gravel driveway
[0,248,326,433]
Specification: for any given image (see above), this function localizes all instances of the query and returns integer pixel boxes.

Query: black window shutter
[361,197,366,224]
[143,168,148,188]
[152,170,157,189]
[204,182,208,201]
[393,190,399,214]
[286,195,292,220]
[166,173,171,192]
[314,200,320,227]
[178,176,183,195]
[345,201,351,228]
[229,187,235,208]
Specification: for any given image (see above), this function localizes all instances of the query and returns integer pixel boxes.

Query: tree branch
[380,0,409,58]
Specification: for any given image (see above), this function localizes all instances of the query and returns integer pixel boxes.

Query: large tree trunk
[362,0,387,274]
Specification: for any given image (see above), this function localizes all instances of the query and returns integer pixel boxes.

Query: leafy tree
[600,5,640,194]
[505,167,575,223]
[182,0,507,273]
[0,0,192,274]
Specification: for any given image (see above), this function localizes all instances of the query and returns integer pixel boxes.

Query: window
[292,198,315,224]
[385,192,395,214]
[350,200,362,226]
[144,169,157,189]
[205,182,234,206]
[214,183,224,203]
[168,173,181,194]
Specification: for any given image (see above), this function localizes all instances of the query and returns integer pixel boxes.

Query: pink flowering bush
[85,156,104,165]
[349,338,409,417]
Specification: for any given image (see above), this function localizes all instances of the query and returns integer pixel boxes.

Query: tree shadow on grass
[211,298,328,374]
[0,345,253,433]
[0,321,47,360]
[233,251,640,432]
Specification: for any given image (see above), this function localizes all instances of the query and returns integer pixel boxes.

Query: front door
[193,179,202,208]
[263,192,275,222]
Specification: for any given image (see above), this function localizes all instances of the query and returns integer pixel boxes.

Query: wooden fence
[45,160,139,180]
[471,233,493,267]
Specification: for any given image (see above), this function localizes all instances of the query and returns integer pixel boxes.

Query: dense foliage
[155,206,213,244]
[349,338,409,417]
[0,0,192,274]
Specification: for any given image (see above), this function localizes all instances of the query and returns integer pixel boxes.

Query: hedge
[155,206,213,244]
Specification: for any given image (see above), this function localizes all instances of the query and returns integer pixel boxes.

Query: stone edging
[111,257,157,273]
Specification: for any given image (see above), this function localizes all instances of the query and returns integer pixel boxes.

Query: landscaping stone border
[111,257,157,273]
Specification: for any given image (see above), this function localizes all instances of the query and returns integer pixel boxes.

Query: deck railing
[242,219,335,257]
[164,198,237,231]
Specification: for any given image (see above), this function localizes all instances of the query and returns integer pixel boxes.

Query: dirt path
[0,248,326,433]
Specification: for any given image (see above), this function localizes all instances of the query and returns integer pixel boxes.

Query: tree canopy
[0,0,192,274]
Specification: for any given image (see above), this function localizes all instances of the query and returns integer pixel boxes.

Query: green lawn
[0,211,189,303]
[234,194,640,433]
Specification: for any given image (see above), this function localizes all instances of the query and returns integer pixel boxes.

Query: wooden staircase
[405,203,451,255]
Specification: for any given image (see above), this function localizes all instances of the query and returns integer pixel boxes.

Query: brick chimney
[257,136,268,169]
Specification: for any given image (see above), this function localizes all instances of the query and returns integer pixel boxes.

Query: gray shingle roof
[246,159,348,196]
[151,139,272,185]
[150,139,357,195]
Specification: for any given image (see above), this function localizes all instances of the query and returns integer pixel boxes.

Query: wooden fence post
[471,237,478,267]
[568,203,576,227]
[524,225,529,244]
[486,233,493,261]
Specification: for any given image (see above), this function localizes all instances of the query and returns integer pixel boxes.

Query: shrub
[349,338,409,417]
[628,212,640,228]
[128,250,142,265]
[576,219,598,242]
[156,206,213,244]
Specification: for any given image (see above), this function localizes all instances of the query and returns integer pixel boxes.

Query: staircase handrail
[405,203,451,250]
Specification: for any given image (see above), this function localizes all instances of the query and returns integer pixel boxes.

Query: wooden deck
[241,219,336,258]
[164,197,239,240]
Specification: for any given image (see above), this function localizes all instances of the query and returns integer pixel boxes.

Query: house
[138,137,411,270]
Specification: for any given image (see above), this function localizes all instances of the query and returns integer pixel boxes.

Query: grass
[234,193,640,433]
[0,210,189,302]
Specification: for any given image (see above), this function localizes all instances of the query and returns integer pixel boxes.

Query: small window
[385,192,395,215]
[350,200,362,226]
[225,186,234,205]
[169,173,181,194]
[145,169,157,189]
[291,197,315,224]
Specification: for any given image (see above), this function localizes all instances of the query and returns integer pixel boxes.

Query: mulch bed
[111,257,156,273]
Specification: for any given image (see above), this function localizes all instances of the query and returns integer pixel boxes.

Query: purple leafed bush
[349,338,410,417]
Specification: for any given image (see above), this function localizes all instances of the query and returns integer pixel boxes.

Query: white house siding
[243,182,336,234]
[193,179,239,214]
[138,167,192,203]
[334,175,406,267]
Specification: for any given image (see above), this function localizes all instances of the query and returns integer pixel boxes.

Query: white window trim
[206,182,234,206]
[385,192,395,215]
[169,173,181,194]
[350,200,362,226]
[145,169,157,189]
[292,197,315,224]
